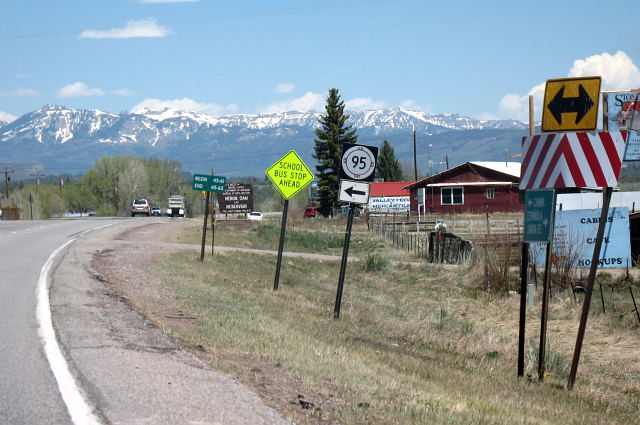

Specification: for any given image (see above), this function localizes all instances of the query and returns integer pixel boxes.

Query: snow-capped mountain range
[0,105,527,176]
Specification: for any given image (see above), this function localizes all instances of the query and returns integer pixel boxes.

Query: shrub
[361,253,390,271]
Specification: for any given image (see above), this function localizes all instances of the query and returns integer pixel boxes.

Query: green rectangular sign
[524,189,555,243]
[192,174,226,193]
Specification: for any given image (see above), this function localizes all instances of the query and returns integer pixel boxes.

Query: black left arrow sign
[547,84,594,125]
[345,186,366,197]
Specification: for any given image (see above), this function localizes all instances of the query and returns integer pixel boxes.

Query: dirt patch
[91,220,341,425]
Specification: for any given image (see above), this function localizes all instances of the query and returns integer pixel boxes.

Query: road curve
[0,219,116,424]
[1,218,292,425]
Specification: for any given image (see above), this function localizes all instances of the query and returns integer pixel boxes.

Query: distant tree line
[9,156,189,219]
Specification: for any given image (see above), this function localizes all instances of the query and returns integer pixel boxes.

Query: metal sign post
[525,190,556,381]
[567,93,625,390]
[538,204,556,381]
[517,241,529,377]
[210,168,216,256]
[211,198,216,255]
[333,179,372,319]
[567,187,613,389]
[520,188,555,377]
[192,173,226,261]
[266,150,314,291]
[273,198,289,291]
[332,144,378,318]
[200,191,210,262]
[334,204,356,319]
[518,95,535,378]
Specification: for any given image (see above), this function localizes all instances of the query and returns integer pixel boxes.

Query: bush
[361,253,390,271]
[476,241,520,293]
[525,338,569,378]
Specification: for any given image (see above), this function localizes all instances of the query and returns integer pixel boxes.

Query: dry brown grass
[143,230,640,425]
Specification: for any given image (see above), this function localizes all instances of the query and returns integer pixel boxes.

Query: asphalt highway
[0,218,291,425]
[0,219,113,424]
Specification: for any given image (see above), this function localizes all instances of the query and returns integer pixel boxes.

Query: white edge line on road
[36,223,116,425]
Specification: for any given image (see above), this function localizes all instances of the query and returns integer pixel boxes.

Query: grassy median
[152,221,640,425]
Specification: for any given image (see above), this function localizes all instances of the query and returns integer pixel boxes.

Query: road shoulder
[51,220,292,425]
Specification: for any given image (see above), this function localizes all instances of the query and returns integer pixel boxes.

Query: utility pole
[58,173,64,198]
[30,171,44,194]
[2,167,14,199]
[413,129,418,181]
[428,144,433,177]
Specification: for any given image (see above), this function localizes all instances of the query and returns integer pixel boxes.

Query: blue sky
[1,0,639,123]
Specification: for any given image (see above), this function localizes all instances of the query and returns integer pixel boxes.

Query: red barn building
[404,162,523,214]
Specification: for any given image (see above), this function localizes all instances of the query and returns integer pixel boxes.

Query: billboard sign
[216,183,253,214]
[367,196,411,213]
[533,207,631,268]
[607,90,640,161]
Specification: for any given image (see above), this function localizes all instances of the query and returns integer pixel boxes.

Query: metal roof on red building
[370,181,414,197]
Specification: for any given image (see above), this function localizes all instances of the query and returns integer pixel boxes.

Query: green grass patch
[173,220,389,257]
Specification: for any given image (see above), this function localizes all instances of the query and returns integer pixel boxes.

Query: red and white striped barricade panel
[520,131,627,190]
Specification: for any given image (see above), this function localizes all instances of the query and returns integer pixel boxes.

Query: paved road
[0,219,115,424]
[0,218,291,425]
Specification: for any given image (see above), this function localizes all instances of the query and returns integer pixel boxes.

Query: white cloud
[79,19,171,39]
[345,97,387,111]
[494,83,545,122]
[569,51,640,91]
[272,83,295,94]
[56,82,105,97]
[262,91,325,113]
[131,97,236,115]
[0,111,17,123]
[486,51,640,122]
[475,112,501,121]
[262,92,394,113]
[0,88,39,96]
[111,88,136,96]
[400,100,433,112]
[136,0,199,3]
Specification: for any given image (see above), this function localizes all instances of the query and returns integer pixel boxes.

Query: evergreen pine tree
[376,140,405,182]
[312,88,358,217]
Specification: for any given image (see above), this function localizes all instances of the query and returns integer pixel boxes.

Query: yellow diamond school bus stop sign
[266,150,314,199]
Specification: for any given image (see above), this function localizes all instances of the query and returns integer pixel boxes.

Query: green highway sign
[192,174,226,193]
[524,189,555,243]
